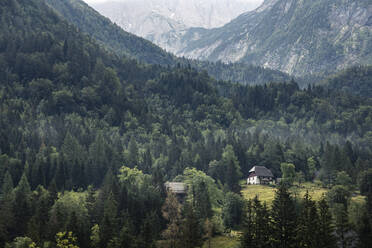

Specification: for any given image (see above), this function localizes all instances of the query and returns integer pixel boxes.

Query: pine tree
[318,197,336,248]
[297,192,320,248]
[180,203,203,248]
[222,145,242,193]
[12,172,32,236]
[0,172,15,246]
[252,196,271,248]
[193,180,212,221]
[357,211,372,248]
[241,200,254,248]
[0,171,13,196]
[100,191,118,247]
[270,184,297,248]
[334,204,351,248]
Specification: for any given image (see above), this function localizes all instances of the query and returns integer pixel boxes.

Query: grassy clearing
[202,235,239,248]
[241,182,328,205]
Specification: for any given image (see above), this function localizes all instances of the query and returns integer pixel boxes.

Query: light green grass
[241,185,277,204]
[351,195,366,205]
[202,235,239,248]
[241,182,328,205]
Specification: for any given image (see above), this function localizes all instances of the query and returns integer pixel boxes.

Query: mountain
[175,0,372,76]
[44,0,175,65]
[1,1,372,247]
[90,0,261,53]
[45,0,291,85]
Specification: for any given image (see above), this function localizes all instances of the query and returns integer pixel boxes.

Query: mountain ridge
[91,0,261,53]
[45,0,292,86]
[175,0,372,76]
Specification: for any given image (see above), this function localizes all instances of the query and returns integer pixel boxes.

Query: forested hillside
[0,0,371,248]
[44,0,175,65]
[322,65,372,98]
[45,0,292,86]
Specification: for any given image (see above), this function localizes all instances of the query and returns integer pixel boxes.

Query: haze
[84,0,264,7]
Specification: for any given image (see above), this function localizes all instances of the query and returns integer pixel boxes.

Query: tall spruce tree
[12,172,32,236]
[318,197,336,248]
[334,203,351,248]
[250,196,271,248]
[270,183,297,248]
[297,192,320,248]
[357,211,372,248]
[100,191,119,247]
[241,200,254,248]
[180,203,203,248]
[0,171,15,246]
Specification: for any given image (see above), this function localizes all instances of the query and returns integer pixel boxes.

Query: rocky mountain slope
[90,0,261,53]
[46,0,291,85]
[177,0,372,76]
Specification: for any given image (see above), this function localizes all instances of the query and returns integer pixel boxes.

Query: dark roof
[249,166,274,177]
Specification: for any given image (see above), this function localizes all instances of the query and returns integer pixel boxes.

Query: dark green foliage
[333,204,351,248]
[180,204,203,248]
[192,180,212,221]
[318,197,337,248]
[222,192,243,230]
[240,200,254,248]
[12,173,32,236]
[0,0,371,247]
[270,184,297,248]
[357,211,372,248]
[358,169,372,196]
[251,197,271,248]
[297,192,320,248]
[323,66,372,98]
[44,0,175,66]
[327,185,351,209]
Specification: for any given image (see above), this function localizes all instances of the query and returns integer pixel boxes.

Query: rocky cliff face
[90,0,260,53]
[177,0,372,76]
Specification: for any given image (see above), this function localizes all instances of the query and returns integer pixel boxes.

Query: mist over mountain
[90,0,262,53]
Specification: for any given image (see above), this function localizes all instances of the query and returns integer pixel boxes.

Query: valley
[0,0,371,248]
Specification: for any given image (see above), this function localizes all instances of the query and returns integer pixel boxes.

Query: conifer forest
[0,0,371,247]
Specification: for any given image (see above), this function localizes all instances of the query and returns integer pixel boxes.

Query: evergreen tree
[222,145,242,193]
[0,173,15,246]
[334,204,351,248]
[240,200,254,248]
[222,192,243,229]
[192,180,212,221]
[357,211,372,248]
[270,184,297,248]
[0,171,13,196]
[180,204,203,248]
[251,196,271,248]
[100,191,118,247]
[318,197,336,248]
[297,192,320,248]
[12,173,32,236]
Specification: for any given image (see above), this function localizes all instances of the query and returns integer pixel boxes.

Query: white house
[247,166,275,185]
